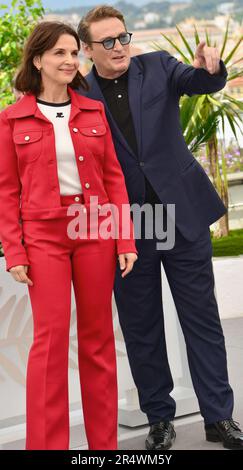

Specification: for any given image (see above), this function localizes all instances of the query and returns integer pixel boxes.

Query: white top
[37,98,82,195]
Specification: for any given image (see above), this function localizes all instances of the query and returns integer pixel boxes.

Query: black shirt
[94,67,160,205]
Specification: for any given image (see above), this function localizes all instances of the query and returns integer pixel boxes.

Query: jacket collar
[6,86,100,121]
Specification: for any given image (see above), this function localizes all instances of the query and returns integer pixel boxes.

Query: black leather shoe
[205,419,243,449]
[145,421,176,450]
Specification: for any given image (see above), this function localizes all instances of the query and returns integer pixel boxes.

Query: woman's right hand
[118,253,138,278]
[9,265,33,286]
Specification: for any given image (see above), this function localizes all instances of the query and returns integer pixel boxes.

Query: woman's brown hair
[15,21,89,95]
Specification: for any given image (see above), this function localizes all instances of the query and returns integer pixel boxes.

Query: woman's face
[33,34,80,87]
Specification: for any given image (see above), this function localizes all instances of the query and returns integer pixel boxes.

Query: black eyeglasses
[90,32,132,50]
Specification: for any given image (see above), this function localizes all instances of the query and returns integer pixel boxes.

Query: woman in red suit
[0,21,137,450]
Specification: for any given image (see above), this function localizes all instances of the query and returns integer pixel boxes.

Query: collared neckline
[36,98,71,107]
[94,66,129,91]
[6,86,101,120]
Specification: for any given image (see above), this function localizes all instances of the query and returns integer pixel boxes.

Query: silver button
[73,128,78,133]
[114,80,118,84]
[92,129,97,134]
[25,135,30,141]
[74,196,80,202]
[118,94,122,99]
[85,183,90,189]
[79,156,84,161]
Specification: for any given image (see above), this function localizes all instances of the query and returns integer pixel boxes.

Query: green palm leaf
[224,36,243,65]
[175,25,194,60]
[159,33,190,63]
[205,30,211,46]
[193,24,200,46]
[220,18,229,58]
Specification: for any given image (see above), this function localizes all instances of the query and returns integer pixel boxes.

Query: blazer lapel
[86,66,138,161]
[128,59,143,156]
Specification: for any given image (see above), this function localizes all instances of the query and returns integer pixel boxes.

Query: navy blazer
[79,51,227,241]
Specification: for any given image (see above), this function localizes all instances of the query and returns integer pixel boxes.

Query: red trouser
[22,194,118,450]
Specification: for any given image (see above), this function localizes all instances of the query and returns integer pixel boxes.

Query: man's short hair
[77,4,126,45]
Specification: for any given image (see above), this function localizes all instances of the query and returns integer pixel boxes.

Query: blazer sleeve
[160,51,228,97]
[99,102,138,255]
[0,110,30,271]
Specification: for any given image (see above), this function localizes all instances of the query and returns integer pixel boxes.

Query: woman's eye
[55,51,78,56]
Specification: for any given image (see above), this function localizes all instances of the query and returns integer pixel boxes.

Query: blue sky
[1,0,182,12]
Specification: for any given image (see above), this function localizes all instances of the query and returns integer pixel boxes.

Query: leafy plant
[0,0,45,109]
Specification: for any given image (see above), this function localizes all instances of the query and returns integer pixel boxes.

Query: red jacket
[0,87,137,271]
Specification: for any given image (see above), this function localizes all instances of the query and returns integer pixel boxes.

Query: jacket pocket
[79,124,106,137]
[13,130,43,163]
[79,124,106,156]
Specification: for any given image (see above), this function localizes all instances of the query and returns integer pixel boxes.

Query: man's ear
[33,55,41,71]
[81,42,92,60]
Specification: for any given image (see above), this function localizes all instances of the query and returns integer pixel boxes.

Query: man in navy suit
[78,5,243,449]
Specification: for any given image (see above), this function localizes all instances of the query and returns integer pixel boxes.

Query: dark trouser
[114,223,234,425]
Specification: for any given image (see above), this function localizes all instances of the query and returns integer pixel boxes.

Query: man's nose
[113,38,123,51]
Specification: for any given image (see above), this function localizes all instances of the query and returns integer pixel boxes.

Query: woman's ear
[33,56,41,71]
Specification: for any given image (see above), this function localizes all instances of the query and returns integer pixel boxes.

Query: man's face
[83,17,131,79]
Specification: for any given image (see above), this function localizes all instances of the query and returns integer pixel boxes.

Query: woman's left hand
[118,253,138,278]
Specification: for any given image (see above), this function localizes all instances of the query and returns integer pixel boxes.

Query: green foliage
[0,0,45,109]
[211,229,243,257]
